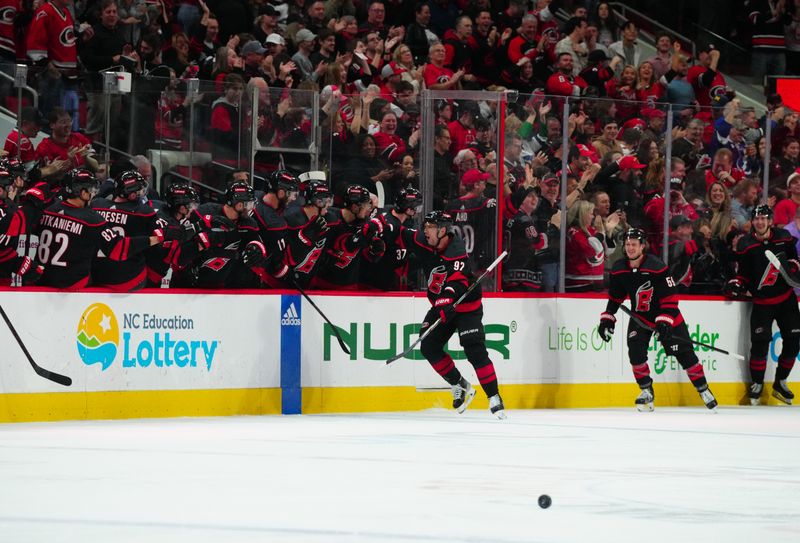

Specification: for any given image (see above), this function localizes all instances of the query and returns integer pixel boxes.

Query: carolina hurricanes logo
[759,263,780,289]
[340,103,354,123]
[428,265,447,294]
[437,75,450,84]
[709,85,727,100]
[635,281,654,312]
[587,237,604,266]
[544,27,558,42]
[0,7,16,24]
[59,26,76,47]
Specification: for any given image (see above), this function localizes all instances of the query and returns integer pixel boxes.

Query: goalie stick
[0,305,73,386]
[764,250,800,289]
[386,251,508,365]
[618,304,745,361]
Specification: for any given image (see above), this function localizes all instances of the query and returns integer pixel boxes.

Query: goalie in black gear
[397,211,506,419]
[726,204,798,405]
[597,228,718,411]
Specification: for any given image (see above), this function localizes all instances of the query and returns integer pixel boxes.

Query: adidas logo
[281,303,301,326]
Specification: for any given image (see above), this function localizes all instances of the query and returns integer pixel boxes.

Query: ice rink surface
[1,407,799,543]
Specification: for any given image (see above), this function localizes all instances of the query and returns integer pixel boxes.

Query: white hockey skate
[451,379,476,414]
[748,383,763,406]
[488,394,507,420]
[635,386,654,412]
[698,387,718,411]
[772,380,794,405]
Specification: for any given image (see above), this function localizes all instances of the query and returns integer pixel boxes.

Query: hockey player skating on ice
[726,204,798,405]
[597,228,718,411]
[401,211,506,419]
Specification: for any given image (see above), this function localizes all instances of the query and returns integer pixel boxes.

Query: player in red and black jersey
[251,169,298,287]
[398,211,506,419]
[33,169,176,290]
[314,185,384,290]
[362,187,422,291]
[725,205,798,405]
[90,171,161,291]
[598,228,718,411]
[188,181,276,289]
[146,183,201,288]
[285,180,334,289]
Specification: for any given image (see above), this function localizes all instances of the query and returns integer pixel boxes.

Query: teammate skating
[598,228,718,411]
[726,205,797,405]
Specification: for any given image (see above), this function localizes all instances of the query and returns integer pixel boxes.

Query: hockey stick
[0,305,73,386]
[618,304,745,361]
[386,250,508,365]
[765,250,800,289]
[289,276,351,355]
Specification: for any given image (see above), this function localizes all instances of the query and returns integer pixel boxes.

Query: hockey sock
[684,363,708,390]
[749,357,767,384]
[474,362,499,398]
[430,354,462,386]
[776,356,796,382]
[631,362,653,388]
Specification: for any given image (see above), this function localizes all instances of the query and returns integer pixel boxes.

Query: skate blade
[456,387,477,414]
[636,402,654,412]
[772,390,794,405]
[491,409,507,420]
[749,397,761,406]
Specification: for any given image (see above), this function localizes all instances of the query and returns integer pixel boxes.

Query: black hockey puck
[538,494,551,508]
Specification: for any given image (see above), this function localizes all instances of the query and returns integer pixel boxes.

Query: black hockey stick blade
[289,279,350,355]
[0,305,73,386]
[764,250,800,289]
[618,304,745,361]
[386,250,508,365]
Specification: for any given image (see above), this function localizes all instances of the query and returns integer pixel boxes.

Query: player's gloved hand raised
[242,240,267,268]
[597,313,615,342]
[20,185,48,210]
[361,218,383,241]
[153,225,185,244]
[434,296,456,323]
[723,278,746,298]
[655,320,672,341]
[299,214,328,245]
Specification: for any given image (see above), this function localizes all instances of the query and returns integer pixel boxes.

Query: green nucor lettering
[364,323,396,360]
[485,325,510,359]
[402,323,424,360]
[323,323,357,361]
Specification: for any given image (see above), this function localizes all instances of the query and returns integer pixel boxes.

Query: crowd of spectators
[1,0,799,293]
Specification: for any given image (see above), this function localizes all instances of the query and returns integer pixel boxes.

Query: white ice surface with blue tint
[1,407,799,542]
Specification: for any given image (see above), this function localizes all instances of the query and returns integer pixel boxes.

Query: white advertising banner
[301,295,756,387]
[0,291,282,393]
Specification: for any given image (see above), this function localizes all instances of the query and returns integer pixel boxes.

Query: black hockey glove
[366,237,385,258]
[300,214,328,245]
[153,225,185,244]
[242,240,267,268]
[655,320,672,342]
[361,218,383,241]
[723,278,746,299]
[598,312,616,342]
[434,296,456,323]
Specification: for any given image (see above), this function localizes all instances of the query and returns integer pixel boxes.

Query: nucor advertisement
[0,292,281,393]
[301,296,755,387]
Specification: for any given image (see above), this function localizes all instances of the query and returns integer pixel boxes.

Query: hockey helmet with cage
[62,168,99,197]
[751,204,773,220]
[395,187,423,213]
[623,228,646,244]
[303,180,332,207]
[344,184,371,207]
[268,169,299,194]
[165,183,200,210]
[115,170,148,198]
[423,210,455,233]
[225,181,256,206]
